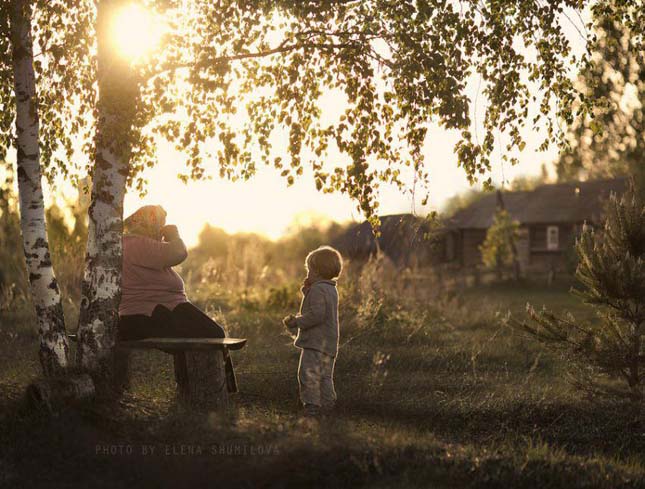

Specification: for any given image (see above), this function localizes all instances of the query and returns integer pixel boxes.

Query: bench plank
[117,337,247,351]
[67,334,245,411]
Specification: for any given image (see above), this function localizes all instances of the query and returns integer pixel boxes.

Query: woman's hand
[161,224,180,242]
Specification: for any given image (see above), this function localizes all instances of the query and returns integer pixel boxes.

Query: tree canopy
[2,1,643,217]
[557,7,644,184]
[124,0,640,218]
[0,0,95,181]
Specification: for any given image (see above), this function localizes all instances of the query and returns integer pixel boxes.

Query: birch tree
[6,0,69,375]
[0,0,93,376]
[75,0,138,382]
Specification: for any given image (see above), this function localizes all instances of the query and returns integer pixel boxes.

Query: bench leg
[173,352,189,401]
[172,350,229,410]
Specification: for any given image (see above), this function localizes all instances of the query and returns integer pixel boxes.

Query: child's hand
[282,314,297,329]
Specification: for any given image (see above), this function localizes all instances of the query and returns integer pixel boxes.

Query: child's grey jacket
[293,279,339,357]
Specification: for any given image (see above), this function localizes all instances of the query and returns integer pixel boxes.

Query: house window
[547,226,559,250]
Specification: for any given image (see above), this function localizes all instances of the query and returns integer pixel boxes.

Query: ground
[0,278,643,488]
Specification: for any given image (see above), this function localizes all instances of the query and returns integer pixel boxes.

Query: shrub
[480,208,519,278]
[511,183,645,402]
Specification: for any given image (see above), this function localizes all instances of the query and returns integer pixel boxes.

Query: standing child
[283,246,343,417]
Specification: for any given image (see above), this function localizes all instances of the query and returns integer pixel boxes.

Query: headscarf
[123,205,167,239]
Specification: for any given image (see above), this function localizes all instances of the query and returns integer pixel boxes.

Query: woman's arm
[159,238,188,267]
[126,231,188,270]
[160,225,188,267]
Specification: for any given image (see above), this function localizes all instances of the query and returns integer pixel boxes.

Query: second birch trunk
[76,0,137,389]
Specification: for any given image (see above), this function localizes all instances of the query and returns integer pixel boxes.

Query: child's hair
[305,246,343,280]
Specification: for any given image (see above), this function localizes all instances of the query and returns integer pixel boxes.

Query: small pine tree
[511,183,645,402]
[480,208,519,279]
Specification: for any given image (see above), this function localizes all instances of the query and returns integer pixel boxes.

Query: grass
[0,277,643,489]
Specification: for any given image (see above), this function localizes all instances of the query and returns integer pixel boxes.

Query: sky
[126,124,557,248]
[24,3,589,248]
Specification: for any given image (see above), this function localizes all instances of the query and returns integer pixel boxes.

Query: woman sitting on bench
[118,205,237,392]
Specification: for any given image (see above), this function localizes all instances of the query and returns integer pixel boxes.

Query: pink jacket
[119,234,188,316]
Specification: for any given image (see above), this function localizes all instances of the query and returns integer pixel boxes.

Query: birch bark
[76,0,136,386]
[10,0,69,376]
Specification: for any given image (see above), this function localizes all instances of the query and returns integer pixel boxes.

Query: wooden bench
[69,335,247,410]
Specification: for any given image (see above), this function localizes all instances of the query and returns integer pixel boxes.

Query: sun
[111,4,164,61]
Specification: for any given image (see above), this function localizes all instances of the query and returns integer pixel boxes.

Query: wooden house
[444,178,628,272]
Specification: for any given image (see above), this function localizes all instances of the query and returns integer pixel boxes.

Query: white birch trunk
[76,0,136,387]
[75,132,128,379]
[10,0,69,376]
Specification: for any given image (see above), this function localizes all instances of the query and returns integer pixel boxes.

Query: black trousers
[118,302,237,392]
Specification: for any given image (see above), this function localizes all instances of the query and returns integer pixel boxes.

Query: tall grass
[2,216,644,488]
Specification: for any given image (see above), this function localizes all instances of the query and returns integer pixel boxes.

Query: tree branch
[144,40,359,85]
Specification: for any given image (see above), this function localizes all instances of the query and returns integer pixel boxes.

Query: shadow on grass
[346,393,645,461]
[0,393,642,489]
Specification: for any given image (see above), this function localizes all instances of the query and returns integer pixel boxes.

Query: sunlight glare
[111,4,164,61]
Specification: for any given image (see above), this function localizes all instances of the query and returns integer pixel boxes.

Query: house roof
[447,177,628,229]
[332,213,438,263]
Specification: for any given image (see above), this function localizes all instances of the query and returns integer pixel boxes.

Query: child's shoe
[303,403,321,418]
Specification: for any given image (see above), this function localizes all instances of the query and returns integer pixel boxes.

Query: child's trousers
[298,348,337,407]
